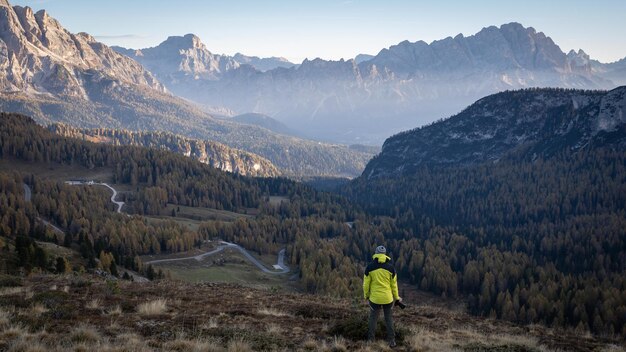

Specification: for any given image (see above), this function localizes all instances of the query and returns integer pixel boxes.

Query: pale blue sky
[10,0,626,63]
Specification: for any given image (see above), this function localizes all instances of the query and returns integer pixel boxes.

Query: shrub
[137,298,167,316]
[328,314,406,343]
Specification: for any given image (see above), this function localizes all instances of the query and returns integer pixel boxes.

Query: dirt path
[145,241,289,274]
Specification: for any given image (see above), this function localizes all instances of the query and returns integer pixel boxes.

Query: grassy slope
[0,274,622,352]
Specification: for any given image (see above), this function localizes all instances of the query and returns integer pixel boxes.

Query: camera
[394,300,406,309]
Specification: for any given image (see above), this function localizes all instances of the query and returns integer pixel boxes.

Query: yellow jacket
[363,253,399,305]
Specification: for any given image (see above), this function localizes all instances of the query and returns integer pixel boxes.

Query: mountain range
[362,86,626,178]
[111,23,625,144]
[0,0,372,178]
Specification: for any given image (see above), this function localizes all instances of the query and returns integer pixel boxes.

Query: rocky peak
[566,49,594,75]
[115,33,240,81]
[364,22,569,76]
[0,0,164,96]
[298,57,360,81]
[160,33,206,51]
[232,53,295,72]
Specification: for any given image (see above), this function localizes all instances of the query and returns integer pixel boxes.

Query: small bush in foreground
[137,298,168,316]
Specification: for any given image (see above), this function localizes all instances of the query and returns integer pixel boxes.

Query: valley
[1,0,626,350]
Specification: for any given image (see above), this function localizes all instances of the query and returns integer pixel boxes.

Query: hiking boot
[389,341,397,348]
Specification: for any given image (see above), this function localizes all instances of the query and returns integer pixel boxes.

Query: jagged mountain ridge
[49,124,281,177]
[113,23,620,144]
[232,52,295,72]
[112,34,240,82]
[0,0,163,96]
[0,0,373,178]
[363,86,626,178]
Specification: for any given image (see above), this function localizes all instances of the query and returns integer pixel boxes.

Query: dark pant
[368,301,395,343]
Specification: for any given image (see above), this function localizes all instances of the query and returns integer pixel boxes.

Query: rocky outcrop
[363,87,626,178]
[49,124,281,177]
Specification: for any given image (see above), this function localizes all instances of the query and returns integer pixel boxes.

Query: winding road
[145,241,289,274]
[23,183,31,202]
[63,180,289,275]
[66,181,124,213]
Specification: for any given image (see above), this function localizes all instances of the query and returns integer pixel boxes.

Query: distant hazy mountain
[112,34,240,82]
[363,86,626,178]
[231,113,295,136]
[120,23,618,144]
[354,54,374,64]
[49,124,281,177]
[232,53,295,72]
[0,1,373,178]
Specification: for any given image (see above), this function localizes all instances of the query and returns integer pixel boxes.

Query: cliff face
[49,124,282,178]
[0,1,163,96]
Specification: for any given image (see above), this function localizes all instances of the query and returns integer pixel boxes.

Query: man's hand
[364,298,369,305]
[397,297,402,302]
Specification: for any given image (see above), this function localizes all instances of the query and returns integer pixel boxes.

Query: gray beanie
[375,245,386,254]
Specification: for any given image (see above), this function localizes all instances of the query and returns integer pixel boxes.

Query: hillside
[0,0,374,178]
[49,124,281,178]
[364,86,626,178]
[2,110,626,343]
[344,88,626,337]
[0,273,620,352]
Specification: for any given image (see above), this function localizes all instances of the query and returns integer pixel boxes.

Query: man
[363,245,401,347]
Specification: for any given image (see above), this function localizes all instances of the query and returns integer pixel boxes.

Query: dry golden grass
[85,298,101,310]
[200,316,220,329]
[106,304,122,316]
[257,307,291,317]
[69,324,102,345]
[29,303,48,316]
[0,324,27,341]
[403,325,556,352]
[163,336,224,352]
[0,274,622,352]
[6,338,48,352]
[137,298,168,316]
[227,338,252,352]
[404,326,461,352]
[105,333,151,352]
[266,323,282,334]
[330,336,348,352]
[302,337,318,350]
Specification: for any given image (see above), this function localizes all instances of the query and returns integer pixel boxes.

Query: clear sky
[10,0,626,64]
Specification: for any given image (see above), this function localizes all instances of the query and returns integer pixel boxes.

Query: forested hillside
[2,110,626,337]
[344,87,626,335]
[48,124,281,177]
[0,112,362,290]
